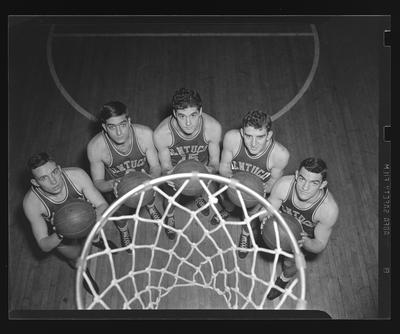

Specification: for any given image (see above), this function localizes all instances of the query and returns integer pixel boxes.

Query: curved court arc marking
[47,24,319,123]
[46,25,97,122]
[271,24,319,121]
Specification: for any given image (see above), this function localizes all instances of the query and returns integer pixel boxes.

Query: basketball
[261,212,303,252]
[226,171,264,208]
[53,198,97,239]
[117,171,154,208]
[172,159,208,196]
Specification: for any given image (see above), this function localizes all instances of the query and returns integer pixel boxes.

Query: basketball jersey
[280,176,329,238]
[167,116,209,167]
[30,169,86,224]
[231,138,275,187]
[103,124,150,180]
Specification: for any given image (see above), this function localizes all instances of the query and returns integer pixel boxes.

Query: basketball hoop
[76,173,307,310]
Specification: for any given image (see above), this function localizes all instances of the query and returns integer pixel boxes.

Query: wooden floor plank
[8,17,385,318]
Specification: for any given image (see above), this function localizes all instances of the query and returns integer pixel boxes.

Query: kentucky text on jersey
[108,158,147,175]
[231,161,271,181]
[169,145,208,161]
[280,205,313,230]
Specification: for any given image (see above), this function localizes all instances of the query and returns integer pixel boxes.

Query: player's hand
[164,168,176,189]
[50,212,55,226]
[205,165,214,174]
[113,178,122,198]
[258,210,269,224]
[50,214,64,240]
[140,168,152,178]
[260,216,272,232]
[124,168,134,176]
[166,180,177,190]
[297,232,309,248]
[164,169,176,189]
[260,217,267,232]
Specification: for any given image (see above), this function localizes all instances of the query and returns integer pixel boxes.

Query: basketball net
[76,173,307,310]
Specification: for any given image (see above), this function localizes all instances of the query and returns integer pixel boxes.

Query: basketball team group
[23,88,339,301]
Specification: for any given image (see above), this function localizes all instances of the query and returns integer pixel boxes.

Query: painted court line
[271,24,319,121]
[46,25,97,122]
[47,25,319,123]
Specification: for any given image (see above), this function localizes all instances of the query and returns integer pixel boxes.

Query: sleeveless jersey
[231,137,275,187]
[167,116,209,167]
[30,169,86,226]
[103,124,150,180]
[280,176,329,238]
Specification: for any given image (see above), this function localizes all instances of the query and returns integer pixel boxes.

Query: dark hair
[299,157,328,181]
[27,152,55,171]
[172,88,202,112]
[242,110,272,132]
[99,101,128,124]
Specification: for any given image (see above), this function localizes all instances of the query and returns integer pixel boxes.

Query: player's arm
[266,177,288,214]
[264,145,290,194]
[205,118,222,174]
[67,168,109,220]
[219,130,238,178]
[301,198,339,253]
[136,126,162,178]
[87,138,116,193]
[22,194,63,252]
[153,124,174,175]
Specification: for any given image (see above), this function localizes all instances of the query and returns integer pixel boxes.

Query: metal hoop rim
[76,172,306,309]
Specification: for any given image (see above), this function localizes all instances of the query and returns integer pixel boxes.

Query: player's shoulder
[23,188,43,214]
[133,123,153,134]
[223,129,241,149]
[202,112,221,127]
[274,174,295,193]
[316,188,339,226]
[202,113,222,141]
[272,139,290,158]
[153,116,171,135]
[273,139,289,153]
[270,140,290,168]
[224,128,241,140]
[87,131,106,151]
[23,188,36,207]
[63,167,89,180]
[153,117,173,147]
[324,190,339,216]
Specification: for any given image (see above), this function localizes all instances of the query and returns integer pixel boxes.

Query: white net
[76,173,306,310]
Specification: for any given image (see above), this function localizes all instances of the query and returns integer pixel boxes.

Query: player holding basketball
[264,157,339,300]
[22,152,114,295]
[87,101,162,249]
[219,110,290,257]
[153,88,223,239]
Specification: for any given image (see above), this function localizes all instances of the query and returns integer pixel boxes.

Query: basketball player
[87,101,162,249]
[153,88,224,239]
[22,152,115,295]
[219,110,290,257]
[264,157,339,300]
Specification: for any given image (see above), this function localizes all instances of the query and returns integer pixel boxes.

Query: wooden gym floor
[8,16,390,319]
